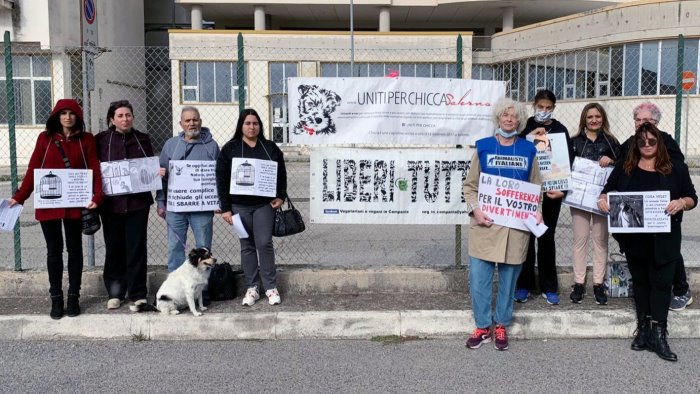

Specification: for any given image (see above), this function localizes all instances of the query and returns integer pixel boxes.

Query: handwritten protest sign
[477,173,541,231]
[167,160,219,212]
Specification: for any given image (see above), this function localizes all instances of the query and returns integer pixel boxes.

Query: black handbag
[273,197,306,237]
[207,262,241,301]
[53,139,101,235]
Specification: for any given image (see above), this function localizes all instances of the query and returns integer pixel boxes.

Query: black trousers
[40,219,83,297]
[101,208,149,301]
[627,254,676,323]
[673,255,689,297]
[517,194,561,294]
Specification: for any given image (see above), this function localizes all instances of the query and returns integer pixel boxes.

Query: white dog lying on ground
[156,247,216,316]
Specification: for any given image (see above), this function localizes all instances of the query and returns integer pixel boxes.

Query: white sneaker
[242,287,260,306]
[106,298,123,310]
[266,288,281,305]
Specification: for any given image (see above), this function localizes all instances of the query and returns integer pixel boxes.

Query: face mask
[495,128,519,138]
[534,110,553,123]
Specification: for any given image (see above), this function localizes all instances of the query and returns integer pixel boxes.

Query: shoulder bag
[272,197,306,237]
[53,139,102,235]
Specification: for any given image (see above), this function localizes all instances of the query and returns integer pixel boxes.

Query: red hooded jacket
[12,99,104,221]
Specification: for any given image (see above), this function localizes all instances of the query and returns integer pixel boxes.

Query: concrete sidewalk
[1,266,699,341]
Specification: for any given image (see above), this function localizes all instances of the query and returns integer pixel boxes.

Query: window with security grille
[0,55,52,125]
[180,61,248,103]
[269,62,298,143]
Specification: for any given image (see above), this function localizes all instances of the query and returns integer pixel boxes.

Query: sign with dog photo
[310,147,472,224]
[526,133,571,191]
[167,160,219,212]
[288,77,506,145]
[229,158,278,198]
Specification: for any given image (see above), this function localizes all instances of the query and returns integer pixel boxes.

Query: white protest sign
[563,157,613,215]
[0,199,23,231]
[526,133,571,191]
[33,169,92,208]
[229,158,278,198]
[477,173,541,231]
[608,191,670,233]
[167,160,219,212]
[310,148,472,225]
[288,77,505,145]
[100,157,161,196]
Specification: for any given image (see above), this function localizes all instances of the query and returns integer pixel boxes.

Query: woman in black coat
[599,123,697,362]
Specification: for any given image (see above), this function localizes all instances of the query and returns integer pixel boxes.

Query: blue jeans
[166,211,214,272]
[469,256,523,329]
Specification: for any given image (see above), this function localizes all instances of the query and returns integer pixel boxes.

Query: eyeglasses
[636,138,658,148]
[634,118,658,125]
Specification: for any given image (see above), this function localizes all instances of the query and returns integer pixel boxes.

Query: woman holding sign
[599,123,696,362]
[463,98,543,351]
[515,89,573,306]
[216,109,287,306]
[95,100,161,312]
[569,103,620,305]
[8,99,103,319]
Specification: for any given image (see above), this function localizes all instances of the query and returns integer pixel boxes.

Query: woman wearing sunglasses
[598,123,697,362]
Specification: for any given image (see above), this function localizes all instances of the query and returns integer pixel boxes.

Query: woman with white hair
[463,97,543,351]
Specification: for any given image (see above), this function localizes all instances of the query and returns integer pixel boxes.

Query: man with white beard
[157,106,221,274]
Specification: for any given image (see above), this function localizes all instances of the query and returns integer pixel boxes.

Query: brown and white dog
[156,248,216,316]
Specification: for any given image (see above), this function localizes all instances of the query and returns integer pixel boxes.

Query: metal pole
[350,0,354,72]
[82,48,96,268]
[674,34,683,144]
[237,33,246,113]
[684,91,690,155]
[455,34,463,269]
[4,31,22,271]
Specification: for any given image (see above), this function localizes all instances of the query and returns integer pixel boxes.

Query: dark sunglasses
[636,138,658,148]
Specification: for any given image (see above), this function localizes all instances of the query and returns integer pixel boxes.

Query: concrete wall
[488,0,700,63]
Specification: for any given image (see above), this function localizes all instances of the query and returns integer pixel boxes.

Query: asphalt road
[1,339,699,393]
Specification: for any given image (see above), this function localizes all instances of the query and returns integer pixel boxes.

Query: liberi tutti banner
[310,148,473,225]
[288,77,506,145]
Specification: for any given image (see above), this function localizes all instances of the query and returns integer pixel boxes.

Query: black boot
[630,317,649,351]
[66,294,81,317]
[50,295,64,320]
[648,321,677,362]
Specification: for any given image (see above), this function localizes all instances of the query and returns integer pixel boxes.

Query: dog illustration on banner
[293,84,342,136]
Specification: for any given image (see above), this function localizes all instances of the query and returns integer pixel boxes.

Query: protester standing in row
[600,122,696,362]
[619,102,693,311]
[216,109,287,306]
[464,98,542,351]
[157,106,220,272]
[569,103,620,305]
[8,99,103,319]
[96,100,161,311]
[515,90,572,305]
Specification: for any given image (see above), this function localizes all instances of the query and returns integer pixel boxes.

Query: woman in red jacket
[8,99,103,319]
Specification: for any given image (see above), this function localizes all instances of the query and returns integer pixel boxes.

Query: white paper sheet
[0,199,23,232]
[232,213,249,238]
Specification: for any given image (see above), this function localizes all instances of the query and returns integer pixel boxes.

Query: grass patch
[370,335,424,345]
[131,332,149,342]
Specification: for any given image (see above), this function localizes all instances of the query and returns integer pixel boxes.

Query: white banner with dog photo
[607,191,670,233]
[526,133,571,191]
[167,160,220,212]
[309,147,472,224]
[288,77,506,146]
